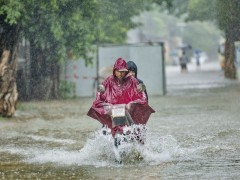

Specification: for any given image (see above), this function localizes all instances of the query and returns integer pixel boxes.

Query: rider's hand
[98,84,105,93]
[103,103,112,115]
[137,83,146,92]
[126,103,132,110]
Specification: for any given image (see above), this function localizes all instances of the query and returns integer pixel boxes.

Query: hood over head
[113,58,128,75]
[127,61,138,77]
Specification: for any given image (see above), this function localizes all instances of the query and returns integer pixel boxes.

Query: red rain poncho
[87,58,155,128]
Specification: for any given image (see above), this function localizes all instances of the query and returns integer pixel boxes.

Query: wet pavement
[0,60,240,179]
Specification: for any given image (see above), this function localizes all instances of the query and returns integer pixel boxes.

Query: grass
[0,116,6,121]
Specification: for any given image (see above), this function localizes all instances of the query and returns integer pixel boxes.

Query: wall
[63,43,166,97]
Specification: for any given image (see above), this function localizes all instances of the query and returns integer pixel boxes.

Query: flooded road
[1,61,240,179]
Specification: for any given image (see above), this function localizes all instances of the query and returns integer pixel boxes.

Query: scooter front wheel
[114,132,121,148]
[113,133,122,163]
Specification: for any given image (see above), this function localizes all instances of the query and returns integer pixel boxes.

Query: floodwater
[1,61,240,179]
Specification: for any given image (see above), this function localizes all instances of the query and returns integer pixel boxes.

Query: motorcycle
[102,104,147,163]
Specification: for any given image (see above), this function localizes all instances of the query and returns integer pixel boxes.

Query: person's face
[129,70,136,77]
[115,70,127,80]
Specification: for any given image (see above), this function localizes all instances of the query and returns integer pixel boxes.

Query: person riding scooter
[87,58,155,137]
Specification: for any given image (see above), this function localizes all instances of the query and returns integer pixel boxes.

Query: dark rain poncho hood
[127,61,138,77]
[127,60,144,84]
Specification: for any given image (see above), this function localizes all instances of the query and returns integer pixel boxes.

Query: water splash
[0,124,180,167]
[17,125,179,166]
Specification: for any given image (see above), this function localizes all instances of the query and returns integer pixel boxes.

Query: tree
[169,0,240,79]
[0,1,21,117]
[215,0,240,78]
[22,1,99,100]
[1,0,172,117]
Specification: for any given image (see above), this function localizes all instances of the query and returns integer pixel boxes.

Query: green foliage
[1,0,172,66]
[59,80,75,99]
[16,102,26,111]
[187,0,216,22]
[216,0,240,31]
[169,0,216,22]
[0,116,6,121]
[0,0,23,24]
[169,0,240,35]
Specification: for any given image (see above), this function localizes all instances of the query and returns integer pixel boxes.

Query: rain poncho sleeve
[87,75,155,128]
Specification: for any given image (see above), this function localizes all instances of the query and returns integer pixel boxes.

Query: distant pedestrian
[179,51,188,73]
[195,51,201,68]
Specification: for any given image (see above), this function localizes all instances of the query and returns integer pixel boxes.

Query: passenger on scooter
[87,58,155,136]
[127,61,148,101]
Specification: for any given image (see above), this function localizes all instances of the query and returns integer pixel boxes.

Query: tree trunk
[0,51,18,117]
[28,41,59,100]
[224,26,240,79]
[224,39,236,79]
[0,17,19,117]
